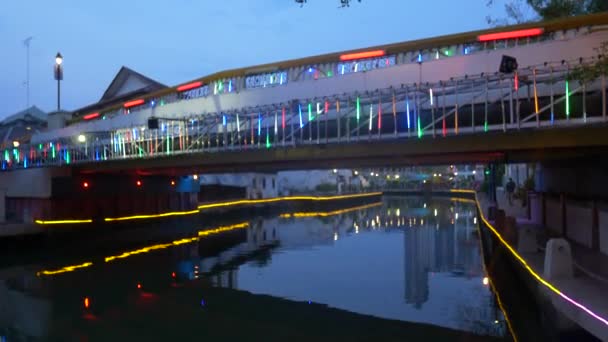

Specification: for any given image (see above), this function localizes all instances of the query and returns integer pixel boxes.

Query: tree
[487,0,608,25]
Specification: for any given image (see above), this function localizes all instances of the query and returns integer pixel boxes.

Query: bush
[315,183,336,193]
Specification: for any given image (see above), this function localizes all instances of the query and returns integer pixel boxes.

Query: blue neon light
[417,54,422,63]
[299,104,303,128]
[222,114,227,126]
[258,114,262,136]
[406,98,411,129]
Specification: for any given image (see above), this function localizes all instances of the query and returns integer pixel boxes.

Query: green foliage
[315,183,336,193]
[487,0,607,25]
[570,42,608,84]
[523,176,535,191]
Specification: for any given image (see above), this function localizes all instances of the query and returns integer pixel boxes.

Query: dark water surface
[0,197,512,341]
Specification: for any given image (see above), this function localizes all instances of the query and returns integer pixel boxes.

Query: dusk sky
[1,1,510,119]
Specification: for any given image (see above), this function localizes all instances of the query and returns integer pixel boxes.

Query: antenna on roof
[23,37,33,110]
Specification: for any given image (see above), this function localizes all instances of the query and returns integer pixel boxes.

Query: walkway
[479,189,608,340]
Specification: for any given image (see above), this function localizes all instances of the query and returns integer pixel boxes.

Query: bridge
[0,13,606,175]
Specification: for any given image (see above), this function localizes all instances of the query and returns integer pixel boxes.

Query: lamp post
[54,52,63,111]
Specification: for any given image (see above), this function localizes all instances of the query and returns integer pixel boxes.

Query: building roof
[99,66,166,102]
[1,106,47,126]
[72,66,167,118]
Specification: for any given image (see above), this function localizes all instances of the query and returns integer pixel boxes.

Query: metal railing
[3,59,607,171]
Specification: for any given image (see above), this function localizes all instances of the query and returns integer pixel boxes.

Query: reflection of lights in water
[333,232,338,241]
[474,217,477,224]
[494,320,499,324]
[420,219,424,226]
[423,203,427,208]
[387,209,391,216]
[455,213,459,220]
[396,208,400,216]
[84,297,90,309]
[355,226,359,234]
[483,277,489,286]
[434,209,437,217]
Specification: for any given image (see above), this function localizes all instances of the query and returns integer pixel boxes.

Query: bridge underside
[72,125,608,175]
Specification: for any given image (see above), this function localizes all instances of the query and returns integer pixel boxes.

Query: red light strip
[123,99,145,108]
[177,81,203,92]
[340,50,386,61]
[83,112,100,120]
[477,28,544,42]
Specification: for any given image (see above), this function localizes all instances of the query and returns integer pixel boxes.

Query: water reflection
[0,197,509,340]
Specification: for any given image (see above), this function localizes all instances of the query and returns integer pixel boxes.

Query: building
[0,106,47,149]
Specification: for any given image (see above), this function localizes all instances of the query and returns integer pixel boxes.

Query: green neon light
[565,80,570,117]
[51,146,56,159]
[3,150,8,162]
[356,97,360,123]
[326,71,333,77]
[484,121,488,132]
[38,144,42,150]
[66,150,70,164]
[308,103,313,121]
[417,117,422,138]
[266,133,271,149]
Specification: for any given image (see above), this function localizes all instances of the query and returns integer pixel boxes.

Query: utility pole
[23,37,33,109]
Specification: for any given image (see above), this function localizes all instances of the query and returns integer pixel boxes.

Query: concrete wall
[546,198,562,236]
[598,209,608,256]
[0,168,71,198]
[32,29,608,143]
[565,201,593,248]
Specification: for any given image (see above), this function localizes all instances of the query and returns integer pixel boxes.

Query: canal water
[0,196,512,341]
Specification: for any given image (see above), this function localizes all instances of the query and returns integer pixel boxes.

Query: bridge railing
[3,58,607,170]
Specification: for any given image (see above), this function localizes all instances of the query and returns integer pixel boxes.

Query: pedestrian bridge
[4,14,608,173]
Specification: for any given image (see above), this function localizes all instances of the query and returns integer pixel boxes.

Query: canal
[0,196,512,341]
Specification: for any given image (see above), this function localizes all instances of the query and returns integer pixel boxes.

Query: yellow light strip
[197,192,383,211]
[98,193,383,223]
[35,219,93,224]
[471,203,518,341]
[104,209,200,222]
[36,262,93,276]
[452,188,608,328]
[104,222,250,263]
[280,202,382,218]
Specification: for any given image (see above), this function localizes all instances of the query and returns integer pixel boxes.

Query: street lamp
[54,52,63,111]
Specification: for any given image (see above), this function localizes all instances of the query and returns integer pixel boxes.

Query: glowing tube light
[377,100,382,130]
[258,114,262,136]
[429,88,434,106]
[417,116,422,138]
[222,114,227,126]
[356,97,361,123]
[325,100,329,114]
[274,112,278,134]
[368,105,373,131]
[281,107,286,129]
[177,81,203,92]
[317,102,322,115]
[514,72,519,91]
[336,100,340,112]
[236,113,240,132]
[565,80,570,117]
[83,112,100,120]
[266,128,271,149]
[453,189,608,329]
[406,98,411,130]
[298,104,303,128]
[308,103,313,121]
[123,99,145,108]
[339,50,385,61]
[533,69,539,114]
[477,28,544,42]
